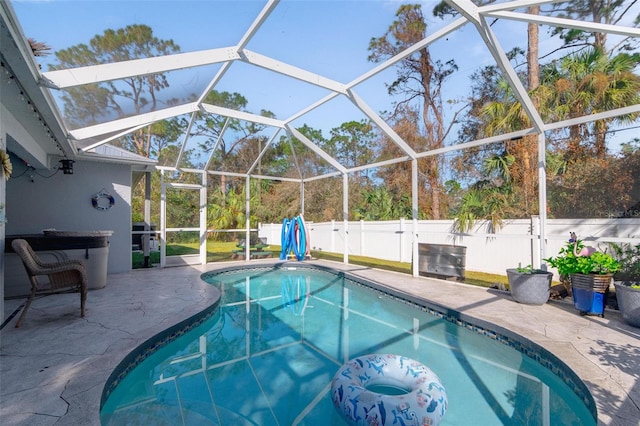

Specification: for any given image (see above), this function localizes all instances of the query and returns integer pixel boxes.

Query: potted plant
[611,243,640,327]
[545,234,620,317]
[506,264,553,305]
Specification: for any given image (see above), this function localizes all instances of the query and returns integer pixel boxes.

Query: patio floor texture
[1,259,638,426]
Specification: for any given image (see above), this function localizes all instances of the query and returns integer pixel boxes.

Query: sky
[12,1,494,136]
[11,0,640,156]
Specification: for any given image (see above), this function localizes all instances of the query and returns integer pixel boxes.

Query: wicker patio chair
[11,239,88,328]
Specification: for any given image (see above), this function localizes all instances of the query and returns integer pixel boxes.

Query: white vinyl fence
[260,218,640,278]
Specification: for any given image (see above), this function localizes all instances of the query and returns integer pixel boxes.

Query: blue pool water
[100,265,596,425]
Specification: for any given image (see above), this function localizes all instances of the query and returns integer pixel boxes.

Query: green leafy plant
[516,264,535,273]
[515,264,548,274]
[609,243,640,286]
[545,238,621,276]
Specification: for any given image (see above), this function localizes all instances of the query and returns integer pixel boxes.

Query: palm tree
[540,49,640,159]
[453,154,516,233]
[207,186,259,238]
[28,38,51,57]
[354,187,412,221]
[478,48,640,220]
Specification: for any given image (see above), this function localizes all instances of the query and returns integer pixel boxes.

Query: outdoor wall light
[59,159,74,174]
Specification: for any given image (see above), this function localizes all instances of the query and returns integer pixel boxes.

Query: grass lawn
[132,240,510,288]
[132,241,238,267]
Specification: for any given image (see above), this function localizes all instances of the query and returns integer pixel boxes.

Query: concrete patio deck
[1,259,638,425]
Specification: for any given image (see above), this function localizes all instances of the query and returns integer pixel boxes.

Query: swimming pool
[100,264,596,425]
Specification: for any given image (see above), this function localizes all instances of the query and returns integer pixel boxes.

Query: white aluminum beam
[287,125,347,174]
[205,170,248,179]
[248,173,301,183]
[543,104,640,132]
[204,117,231,171]
[236,0,280,51]
[416,128,535,158]
[449,0,546,132]
[347,155,412,174]
[537,133,548,267]
[241,49,347,94]
[160,171,166,267]
[42,48,240,89]
[247,128,281,174]
[486,10,640,38]
[196,61,235,105]
[347,89,418,158]
[343,173,349,264]
[201,103,285,128]
[163,182,202,189]
[245,175,251,260]
[287,133,304,179]
[69,103,199,140]
[348,16,468,89]
[175,111,198,168]
[78,122,150,152]
[479,0,558,13]
[200,173,207,265]
[285,92,341,124]
[411,159,419,277]
[303,171,342,183]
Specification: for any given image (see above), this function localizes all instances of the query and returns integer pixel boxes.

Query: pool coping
[103,262,596,422]
[1,259,638,425]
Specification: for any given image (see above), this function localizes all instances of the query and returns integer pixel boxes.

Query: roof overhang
[0,1,75,167]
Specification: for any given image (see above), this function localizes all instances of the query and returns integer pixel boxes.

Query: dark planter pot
[614,282,640,328]
[507,269,552,305]
[570,274,613,317]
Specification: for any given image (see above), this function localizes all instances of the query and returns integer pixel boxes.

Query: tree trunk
[527,5,540,91]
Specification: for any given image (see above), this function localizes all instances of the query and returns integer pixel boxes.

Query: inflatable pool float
[331,353,447,426]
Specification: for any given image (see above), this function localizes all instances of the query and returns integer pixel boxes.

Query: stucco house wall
[5,158,132,274]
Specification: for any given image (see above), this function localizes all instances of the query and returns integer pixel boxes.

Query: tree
[323,120,377,179]
[549,0,639,54]
[150,118,188,163]
[28,38,51,57]
[540,49,640,159]
[477,48,639,219]
[369,4,457,219]
[354,187,412,220]
[194,90,275,196]
[207,185,258,232]
[453,153,518,232]
[50,24,182,156]
[547,155,633,218]
[617,139,640,217]
[374,104,434,219]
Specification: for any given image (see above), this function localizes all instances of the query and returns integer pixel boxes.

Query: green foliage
[354,187,411,220]
[515,264,547,274]
[545,239,621,276]
[610,243,640,282]
[325,120,377,172]
[51,24,180,129]
[452,179,514,233]
[207,185,259,232]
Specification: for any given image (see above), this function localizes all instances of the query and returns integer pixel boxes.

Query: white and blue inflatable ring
[92,190,115,211]
[331,354,447,426]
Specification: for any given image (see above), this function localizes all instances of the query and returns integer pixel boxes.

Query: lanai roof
[2,0,640,177]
